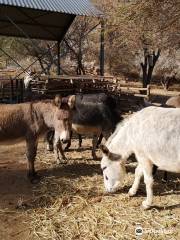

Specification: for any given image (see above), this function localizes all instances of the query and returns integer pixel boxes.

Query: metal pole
[0,47,28,73]
[57,40,61,75]
[15,42,57,79]
[100,19,105,76]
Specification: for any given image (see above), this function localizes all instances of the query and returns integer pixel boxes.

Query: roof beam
[0,19,69,30]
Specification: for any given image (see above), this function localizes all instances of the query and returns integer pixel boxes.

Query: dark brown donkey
[0,95,75,183]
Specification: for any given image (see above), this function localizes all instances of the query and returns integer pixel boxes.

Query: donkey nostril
[62,139,69,144]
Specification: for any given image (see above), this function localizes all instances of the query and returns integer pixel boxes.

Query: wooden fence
[30,75,150,99]
[0,76,24,103]
[0,73,179,104]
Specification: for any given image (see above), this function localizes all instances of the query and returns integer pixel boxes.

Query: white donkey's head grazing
[100,144,126,193]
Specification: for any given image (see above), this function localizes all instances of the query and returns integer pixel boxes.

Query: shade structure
[0,0,102,41]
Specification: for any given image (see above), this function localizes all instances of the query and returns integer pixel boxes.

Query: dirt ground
[0,135,179,240]
[0,138,102,240]
[0,142,33,240]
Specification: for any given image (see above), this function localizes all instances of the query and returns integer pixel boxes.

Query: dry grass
[19,139,180,240]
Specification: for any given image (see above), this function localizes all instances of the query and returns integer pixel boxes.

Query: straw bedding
[21,138,180,240]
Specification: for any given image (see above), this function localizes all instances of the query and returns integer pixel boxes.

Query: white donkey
[100,106,180,209]
[24,70,36,89]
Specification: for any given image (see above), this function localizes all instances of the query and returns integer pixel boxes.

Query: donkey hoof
[64,147,70,152]
[46,146,53,152]
[128,188,136,197]
[28,173,41,184]
[30,178,40,184]
[142,200,151,210]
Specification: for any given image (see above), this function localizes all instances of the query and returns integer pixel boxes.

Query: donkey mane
[106,115,132,147]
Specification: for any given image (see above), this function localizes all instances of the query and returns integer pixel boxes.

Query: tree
[94,0,180,81]
[64,16,100,75]
[141,48,160,87]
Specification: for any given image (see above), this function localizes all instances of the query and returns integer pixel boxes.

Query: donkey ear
[109,152,121,161]
[100,144,121,161]
[100,144,109,156]
[54,95,62,108]
[68,95,76,109]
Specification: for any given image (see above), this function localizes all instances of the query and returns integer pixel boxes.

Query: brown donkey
[0,95,75,183]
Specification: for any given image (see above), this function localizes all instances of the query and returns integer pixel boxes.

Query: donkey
[151,95,180,181]
[46,93,121,159]
[100,106,180,209]
[0,95,75,183]
[165,95,180,108]
[23,70,36,89]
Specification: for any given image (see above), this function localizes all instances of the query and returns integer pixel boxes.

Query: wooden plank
[134,94,147,98]
[120,86,148,91]
[46,89,75,92]
[150,89,180,97]
[39,75,115,81]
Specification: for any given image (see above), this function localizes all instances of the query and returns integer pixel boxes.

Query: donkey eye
[105,175,108,180]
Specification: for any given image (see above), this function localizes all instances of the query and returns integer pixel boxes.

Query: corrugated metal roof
[0,0,103,17]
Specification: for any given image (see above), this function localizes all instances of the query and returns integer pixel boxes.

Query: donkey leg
[54,140,67,164]
[53,132,67,164]
[153,165,168,183]
[142,161,154,210]
[46,130,54,151]
[128,164,143,196]
[78,134,82,148]
[162,171,168,182]
[26,138,40,183]
[152,164,158,175]
[64,131,72,151]
[92,135,98,159]
[102,131,111,142]
[96,133,103,148]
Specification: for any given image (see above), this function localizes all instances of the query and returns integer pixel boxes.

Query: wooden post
[100,19,105,76]
[2,83,4,100]
[147,84,151,100]
[10,78,14,103]
[20,79,24,102]
[141,48,160,87]
[57,40,61,75]
[141,48,148,88]
[15,79,19,103]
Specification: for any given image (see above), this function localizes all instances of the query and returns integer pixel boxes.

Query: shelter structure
[0,0,103,75]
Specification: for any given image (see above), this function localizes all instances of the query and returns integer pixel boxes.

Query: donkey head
[54,95,75,143]
[100,144,126,193]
